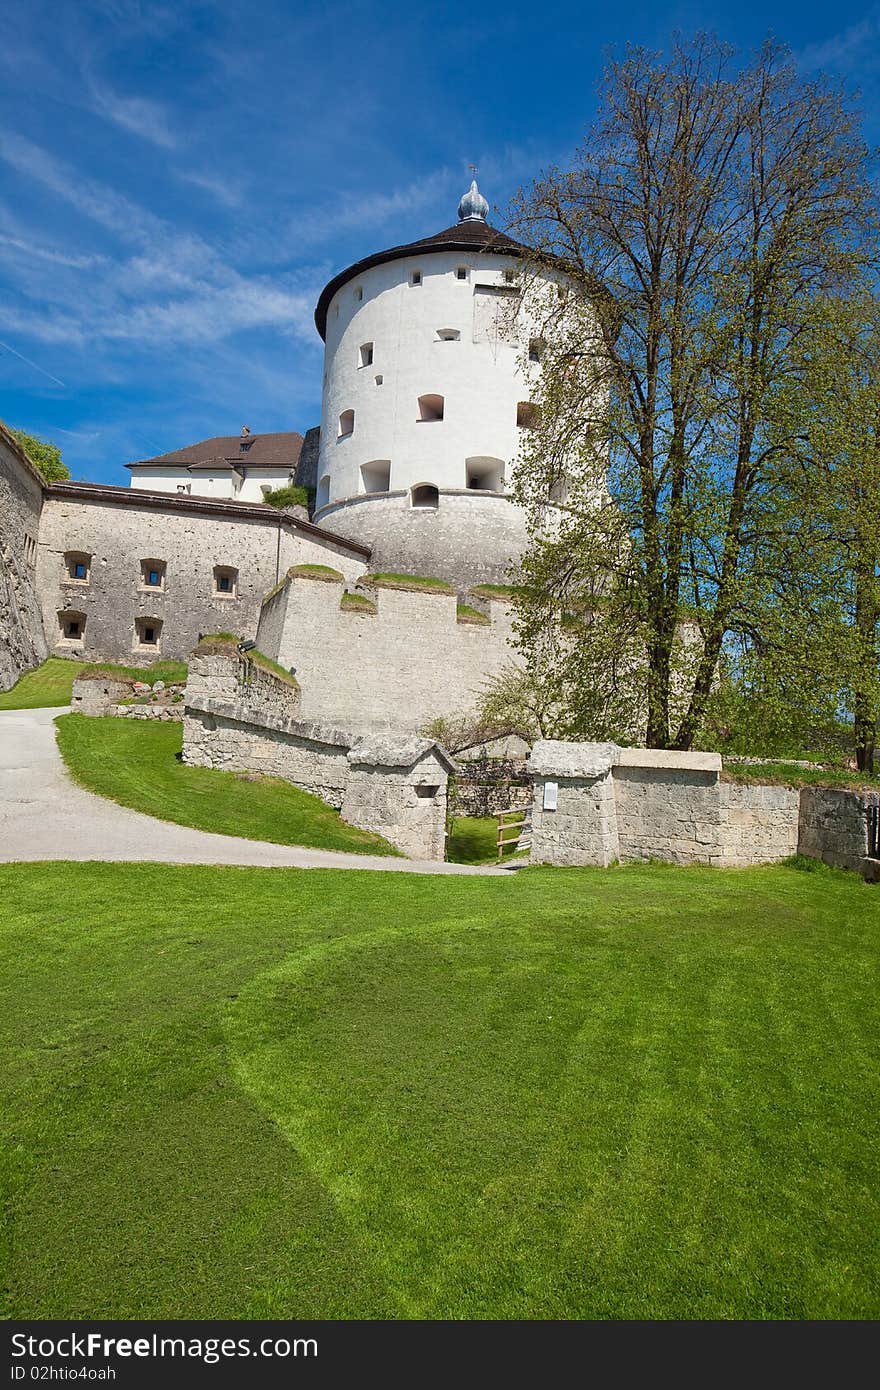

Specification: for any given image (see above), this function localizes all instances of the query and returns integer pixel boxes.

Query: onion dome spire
[458,177,489,223]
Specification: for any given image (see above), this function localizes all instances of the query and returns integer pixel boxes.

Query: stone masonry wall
[0,426,47,690]
[184,704,351,808]
[182,648,453,857]
[257,570,520,731]
[798,787,879,877]
[613,753,800,867]
[36,490,368,666]
[528,742,801,869]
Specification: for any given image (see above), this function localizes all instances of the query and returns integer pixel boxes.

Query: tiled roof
[314,219,530,339]
[128,431,303,470]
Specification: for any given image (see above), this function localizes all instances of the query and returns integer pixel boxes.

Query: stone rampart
[256,568,520,731]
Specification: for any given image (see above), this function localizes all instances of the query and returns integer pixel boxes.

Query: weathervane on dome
[458,167,489,223]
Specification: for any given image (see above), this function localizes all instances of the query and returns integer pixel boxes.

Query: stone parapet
[528,741,801,870]
[182,690,456,859]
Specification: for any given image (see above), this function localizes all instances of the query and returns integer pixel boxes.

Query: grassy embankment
[54,714,397,856]
[0,657,187,710]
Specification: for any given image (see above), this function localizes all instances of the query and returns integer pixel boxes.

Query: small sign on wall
[543,780,558,811]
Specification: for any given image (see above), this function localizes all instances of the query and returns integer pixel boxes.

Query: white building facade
[312,182,560,587]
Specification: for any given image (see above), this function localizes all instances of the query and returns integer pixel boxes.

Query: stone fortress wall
[313,490,530,591]
[35,484,369,665]
[0,425,48,691]
[256,567,521,731]
[528,742,802,869]
[182,648,454,859]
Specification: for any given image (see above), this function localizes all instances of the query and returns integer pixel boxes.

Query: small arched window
[418,394,444,422]
[316,474,331,511]
[359,342,373,367]
[466,457,504,492]
[338,409,355,438]
[140,559,166,590]
[436,328,460,342]
[411,484,439,509]
[58,609,85,643]
[361,460,391,494]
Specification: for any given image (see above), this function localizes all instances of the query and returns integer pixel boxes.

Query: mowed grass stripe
[1,859,878,1319]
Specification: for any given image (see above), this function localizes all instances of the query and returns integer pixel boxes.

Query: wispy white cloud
[798,8,880,76]
[87,82,179,148]
[175,168,243,208]
[0,233,105,270]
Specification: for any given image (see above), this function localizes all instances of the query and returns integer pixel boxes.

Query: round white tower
[313,180,557,588]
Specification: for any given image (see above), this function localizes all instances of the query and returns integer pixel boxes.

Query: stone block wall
[529,744,620,868]
[182,649,455,858]
[717,782,801,868]
[528,742,801,869]
[0,425,47,690]
[256,569,520,731]
[798,787,879,877]
[342,750,449,861]
[71,674,136,714]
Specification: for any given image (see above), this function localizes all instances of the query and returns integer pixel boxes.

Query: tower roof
[314,181,529,340]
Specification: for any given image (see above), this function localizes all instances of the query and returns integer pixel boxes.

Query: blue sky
[1,0,878,485]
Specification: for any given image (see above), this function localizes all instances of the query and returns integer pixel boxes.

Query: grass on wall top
[288,564,345,582]
[468,583,520,602]
[53,713,397,855]
[456,603,491,626]
[362,572,454,594]
[340,592,378,615]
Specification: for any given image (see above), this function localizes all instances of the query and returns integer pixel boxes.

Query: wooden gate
[496,804,533,861]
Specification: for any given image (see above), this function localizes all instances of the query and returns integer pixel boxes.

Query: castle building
[1,181,558,727]
[311,180,551,587]
[127,429,310,503]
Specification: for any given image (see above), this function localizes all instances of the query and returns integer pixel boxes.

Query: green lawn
[0,658,187,710]
[1,859,878,1319]
[447,814,524,864]
[54,714,397,856]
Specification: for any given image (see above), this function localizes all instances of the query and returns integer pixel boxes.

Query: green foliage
[509,37,875,752]
[2,859,879,1318]
[262,484,309,510]
[7,425,69,482]
[53,715,398,855]
[445,815,518,864]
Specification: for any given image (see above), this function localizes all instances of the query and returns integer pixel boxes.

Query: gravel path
[0,708,509,875]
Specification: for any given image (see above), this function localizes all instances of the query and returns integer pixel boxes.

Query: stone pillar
[528,741,621,867]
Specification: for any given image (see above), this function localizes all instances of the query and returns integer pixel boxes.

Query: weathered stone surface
[798,786,877,875]
[348,733,457,772]
[529,740,620,779]
[257,572,520,732]
[0,427,47,691]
